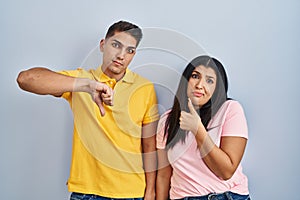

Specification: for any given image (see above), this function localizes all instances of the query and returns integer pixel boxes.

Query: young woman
[156,55,250,200]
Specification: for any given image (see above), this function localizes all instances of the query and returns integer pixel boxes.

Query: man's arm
[17,67,113,115]
[17,67,78,96]
[142,121,158,200]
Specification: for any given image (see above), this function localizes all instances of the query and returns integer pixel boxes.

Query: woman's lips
[193,91,203,97]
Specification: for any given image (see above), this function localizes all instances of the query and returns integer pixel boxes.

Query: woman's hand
[179,98,202,135]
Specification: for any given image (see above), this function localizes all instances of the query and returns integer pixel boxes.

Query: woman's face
[187,65,217,109]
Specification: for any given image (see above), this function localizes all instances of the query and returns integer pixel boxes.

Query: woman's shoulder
[221,99,244,112]
[211,100,245,123]
[160,109,171,118]
[157,109,171,126]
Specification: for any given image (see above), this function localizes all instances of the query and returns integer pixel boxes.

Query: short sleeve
[57,69,80,101]
[156,111,170,149]
[222,101,248,139]
[142,83,160,124]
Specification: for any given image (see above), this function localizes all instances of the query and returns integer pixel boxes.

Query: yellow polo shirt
[59,67,159,198]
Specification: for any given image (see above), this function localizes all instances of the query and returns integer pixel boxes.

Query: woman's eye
[207,79,214,84]
[191,74,199,79]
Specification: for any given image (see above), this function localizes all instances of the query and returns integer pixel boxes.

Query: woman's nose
[195,79,204,89]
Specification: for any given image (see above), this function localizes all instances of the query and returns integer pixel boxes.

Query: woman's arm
[156,149,172,200]
[180,99,247,180]
[195,128,247,180]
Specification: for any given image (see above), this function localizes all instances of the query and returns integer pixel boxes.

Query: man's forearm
[142,121,158,200]
[17,67,76,96]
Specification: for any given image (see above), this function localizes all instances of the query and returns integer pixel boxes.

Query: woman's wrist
[193,120,204,136]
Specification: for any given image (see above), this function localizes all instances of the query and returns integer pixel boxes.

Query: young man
[17,21,159,200]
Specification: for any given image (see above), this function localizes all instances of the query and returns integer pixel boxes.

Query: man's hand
[179,98,201,135]
[89,80,114,116]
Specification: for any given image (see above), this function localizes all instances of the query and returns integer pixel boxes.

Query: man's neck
[103,70,125,82]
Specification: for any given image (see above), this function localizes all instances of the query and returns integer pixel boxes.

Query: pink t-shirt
[156,100,249,199]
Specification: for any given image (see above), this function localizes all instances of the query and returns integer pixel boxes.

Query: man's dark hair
[105,20,143,46]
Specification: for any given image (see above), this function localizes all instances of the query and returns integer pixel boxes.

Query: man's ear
[99,39,105,52]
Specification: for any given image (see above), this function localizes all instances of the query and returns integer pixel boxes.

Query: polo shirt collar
[92,66,134,84]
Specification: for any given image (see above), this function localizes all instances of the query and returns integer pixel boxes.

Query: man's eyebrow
[112,39,136,49]
[112,39,122,46]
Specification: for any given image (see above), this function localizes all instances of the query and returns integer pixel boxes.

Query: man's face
[100,32,137,80]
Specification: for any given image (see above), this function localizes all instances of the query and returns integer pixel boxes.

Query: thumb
[95,97,106,116]
[187,98,197,114]
[98,103,105,116]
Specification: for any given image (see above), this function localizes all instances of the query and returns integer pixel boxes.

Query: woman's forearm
[194,124,247,180]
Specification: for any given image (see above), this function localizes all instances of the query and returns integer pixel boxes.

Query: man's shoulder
[58,67,92,78]
[127,70,154,85]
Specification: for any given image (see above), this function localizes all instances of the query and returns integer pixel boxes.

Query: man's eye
[127,49,135,54]
[112,43,120,48]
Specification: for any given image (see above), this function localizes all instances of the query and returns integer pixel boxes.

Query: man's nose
[117,48,126,59]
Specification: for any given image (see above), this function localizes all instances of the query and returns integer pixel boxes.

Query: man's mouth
[113,60,123,66]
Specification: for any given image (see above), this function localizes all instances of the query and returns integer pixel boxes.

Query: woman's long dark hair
[164,55,229,149]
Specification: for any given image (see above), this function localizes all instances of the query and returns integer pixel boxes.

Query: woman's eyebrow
[193,70,216,79]
[206,75,216,79]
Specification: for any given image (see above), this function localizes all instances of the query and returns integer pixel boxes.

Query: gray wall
[1,0,299,199]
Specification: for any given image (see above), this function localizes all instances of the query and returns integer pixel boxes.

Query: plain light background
[1,0,299,199]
